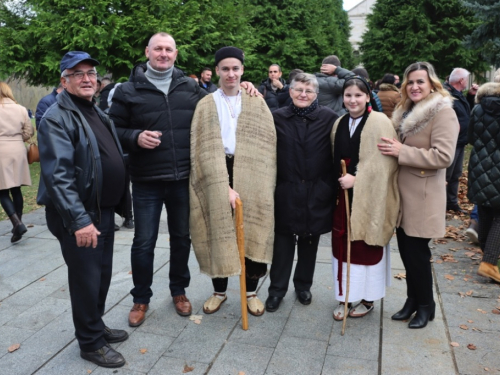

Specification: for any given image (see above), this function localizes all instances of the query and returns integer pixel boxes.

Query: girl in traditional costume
[331,76,399,321]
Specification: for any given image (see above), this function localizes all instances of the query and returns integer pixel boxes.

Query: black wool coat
[273,104,339,236]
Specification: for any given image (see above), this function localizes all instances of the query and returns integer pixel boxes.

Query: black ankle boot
[9,213,27,243]
[408,302,435,329]
[391,298,417,320]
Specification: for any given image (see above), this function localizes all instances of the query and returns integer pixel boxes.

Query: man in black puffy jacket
[258,64,290,111]
[109,32,206,324]
[109,32,258,326]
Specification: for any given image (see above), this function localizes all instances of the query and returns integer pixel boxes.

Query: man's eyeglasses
[292,88,316,95]
[64,71,97,80]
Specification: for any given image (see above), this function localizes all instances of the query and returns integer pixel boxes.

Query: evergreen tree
[0,0,255,85]
[0,0,353,86]
[359,0,489,80]
[247,0,353,83]
[462,0,500,68]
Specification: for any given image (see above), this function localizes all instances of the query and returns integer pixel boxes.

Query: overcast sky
[343,0,363,10]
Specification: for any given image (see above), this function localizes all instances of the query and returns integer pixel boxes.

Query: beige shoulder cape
[190,92,277,278]
[331,111,400,246]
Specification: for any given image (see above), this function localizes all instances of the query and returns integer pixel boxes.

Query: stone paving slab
[3,209,500,374]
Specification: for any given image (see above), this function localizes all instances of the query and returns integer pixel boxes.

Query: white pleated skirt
[332,244,391,303]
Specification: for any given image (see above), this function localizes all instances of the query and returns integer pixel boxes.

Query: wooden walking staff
[234,197,249,330]
[341,160,352,336]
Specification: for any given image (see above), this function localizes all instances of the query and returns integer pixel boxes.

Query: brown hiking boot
[477,262,500,283]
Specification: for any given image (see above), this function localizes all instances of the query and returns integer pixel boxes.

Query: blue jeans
[471,205,478,221]
[130,179,191,304]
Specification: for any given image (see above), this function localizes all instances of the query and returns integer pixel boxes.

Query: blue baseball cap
[60,51,100,73]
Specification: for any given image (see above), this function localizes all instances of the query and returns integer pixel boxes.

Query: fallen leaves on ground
[87,370,92,374]
[434,239,448,245]
[445,274,455,280]
[466,290,474,296]
[183,364,195,373]
[492,309,500,315]
[238,372,246,375]
[468,320,474,323]
[27,224,34,228]
[472,327,483,332]
[441,254,458,263]
[467,344,477,350]
[459,324,469,330]
[394,273,406,280]
[8,344,20,353]
[477,309,487,314]
[128,270,132,275]
[450,342,460,347]
[39,277,46,282]
[139,348,147,354]
[445,225,468,242]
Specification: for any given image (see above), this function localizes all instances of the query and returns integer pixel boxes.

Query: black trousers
[477,206,500,265]
[268,232,320,298]
[396,227,433,305]
[0,187,23,217]
[445,146,465,206]
[46,207,114,352]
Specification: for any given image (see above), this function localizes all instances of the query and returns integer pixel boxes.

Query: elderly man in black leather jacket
[37,51,128,369]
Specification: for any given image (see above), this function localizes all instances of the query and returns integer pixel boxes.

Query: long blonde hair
[397,62,450,109]
[0,82,16,104]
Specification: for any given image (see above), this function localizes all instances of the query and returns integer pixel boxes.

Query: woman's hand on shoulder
[377,137,401,158]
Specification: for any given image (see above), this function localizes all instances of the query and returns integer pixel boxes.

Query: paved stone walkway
[0,208,499,374]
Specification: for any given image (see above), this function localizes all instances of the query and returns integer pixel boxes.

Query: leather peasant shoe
[128,303,148,327]
[103,326,129,343]
[297,290,312,305]
[333,302,351,321]
[391,298,417,321]
[247,294,265,316]
[173,295,192,316]
[349,301,374,318]
[80,344,126,368]
[265,296,283,312]
[478,262,500,283]
[408,302,436,329]
[203,293,227,314]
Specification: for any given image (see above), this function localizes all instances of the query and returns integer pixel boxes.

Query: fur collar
[392,93,453,138]
[475,82,500,103]
[379,83,399,92]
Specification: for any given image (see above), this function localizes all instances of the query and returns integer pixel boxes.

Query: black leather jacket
[37,90,124,234]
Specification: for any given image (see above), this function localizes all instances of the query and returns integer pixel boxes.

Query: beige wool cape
[190,93,277,278]
[331,111,400,246]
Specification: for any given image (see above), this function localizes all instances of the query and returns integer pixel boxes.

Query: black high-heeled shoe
[391,298,417,320]
[408,302,435,329]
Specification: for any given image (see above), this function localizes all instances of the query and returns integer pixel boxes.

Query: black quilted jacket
[109,64,207,182]
[467,82,500,208]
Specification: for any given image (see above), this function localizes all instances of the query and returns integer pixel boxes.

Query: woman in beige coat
[378,62,459,329]
[0,82,34,242]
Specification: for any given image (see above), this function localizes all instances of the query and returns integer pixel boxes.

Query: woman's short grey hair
[290,73,319,92]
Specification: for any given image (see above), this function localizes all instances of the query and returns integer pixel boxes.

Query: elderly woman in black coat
[265,73,339,312]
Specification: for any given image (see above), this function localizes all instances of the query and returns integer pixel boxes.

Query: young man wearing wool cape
[189,46,277,316]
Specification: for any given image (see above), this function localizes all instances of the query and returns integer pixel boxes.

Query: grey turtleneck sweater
[145,62,173,95]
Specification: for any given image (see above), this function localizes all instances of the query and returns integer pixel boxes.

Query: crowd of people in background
[2,33,499,369]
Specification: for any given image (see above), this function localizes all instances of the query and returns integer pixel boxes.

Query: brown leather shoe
[173,295,192,316]
[128,303,148,327]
